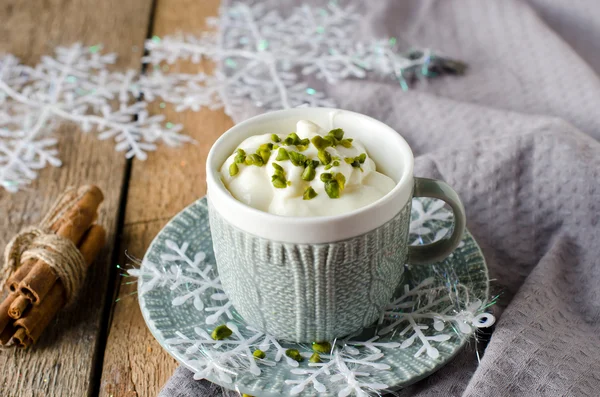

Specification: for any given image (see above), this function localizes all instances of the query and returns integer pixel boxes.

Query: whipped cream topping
[220,120,395,217]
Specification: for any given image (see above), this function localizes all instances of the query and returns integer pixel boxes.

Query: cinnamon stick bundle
[0,185,106,348]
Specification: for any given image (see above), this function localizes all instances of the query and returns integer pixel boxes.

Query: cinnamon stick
[8,295,29,319]
[13,225,106,346]
[0,323,16,345]
[11,327,31,348]
[6,258,37,292]
[18,186,104,304]
[14,283,64,345]
[0,292,17,334]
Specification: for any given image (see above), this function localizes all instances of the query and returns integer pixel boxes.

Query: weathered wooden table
[1,1,229,395]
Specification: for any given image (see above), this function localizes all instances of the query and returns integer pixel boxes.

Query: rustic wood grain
[0,0,153,396]
[99,0,234,396]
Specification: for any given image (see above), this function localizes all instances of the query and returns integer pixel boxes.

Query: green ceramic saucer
[134,197,491,396]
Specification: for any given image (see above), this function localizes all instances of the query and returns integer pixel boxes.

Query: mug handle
[408,177,466,264]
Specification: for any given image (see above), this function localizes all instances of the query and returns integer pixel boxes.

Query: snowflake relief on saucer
[130,197,494,396]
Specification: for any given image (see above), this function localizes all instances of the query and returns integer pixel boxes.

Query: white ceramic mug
[206,108,466,342]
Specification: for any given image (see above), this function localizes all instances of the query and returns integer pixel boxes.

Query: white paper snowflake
[0,44,193,192]
[1,2,464,192]
[143,2,465,116]
[378,278,495,359]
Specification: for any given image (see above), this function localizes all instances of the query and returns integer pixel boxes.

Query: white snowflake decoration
[378,278,495,359]
[143,2,464,116]
[0,44,193,192]
[0,2,464,192]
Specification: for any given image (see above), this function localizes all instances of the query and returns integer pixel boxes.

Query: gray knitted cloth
[159,0,600,396]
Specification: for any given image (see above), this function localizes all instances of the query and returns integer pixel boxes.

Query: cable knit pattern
[161,0,600,395]
[208,199,411,343]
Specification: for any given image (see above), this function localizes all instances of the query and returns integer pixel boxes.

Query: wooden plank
[0,0,154,396]
[99,0,234,396]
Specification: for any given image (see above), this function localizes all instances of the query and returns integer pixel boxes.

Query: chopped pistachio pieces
[302,165,316,181]
[229,162,239,176]
[318,149,332,165]
[303,186,318,200]
[245,153,264,166]
[227,128,366,201]
[234,148,246,164]
[253,349,266,359]
[345,152,367,168]
[311,135,330,151]
[309,353,322,363]
[339,138,353,148]
[335,172,346,191]
[211,324,232,340]
[284,132,301,145]
[312,341,332,354]
[258,148,271,163]
[324,180,340,198]
[330,128,344,140]
[285,348,304,362]
[272,175,287,188]
[288,151,307,166]
[320,172,332,182]
[272,163,288,188]
[323,172,345,199]
[276,147,290,161]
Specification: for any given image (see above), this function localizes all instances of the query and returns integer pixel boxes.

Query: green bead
[211,325,232,340]
[312,341,332,354]
[285,348,303,362]
[253,349,266,359]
